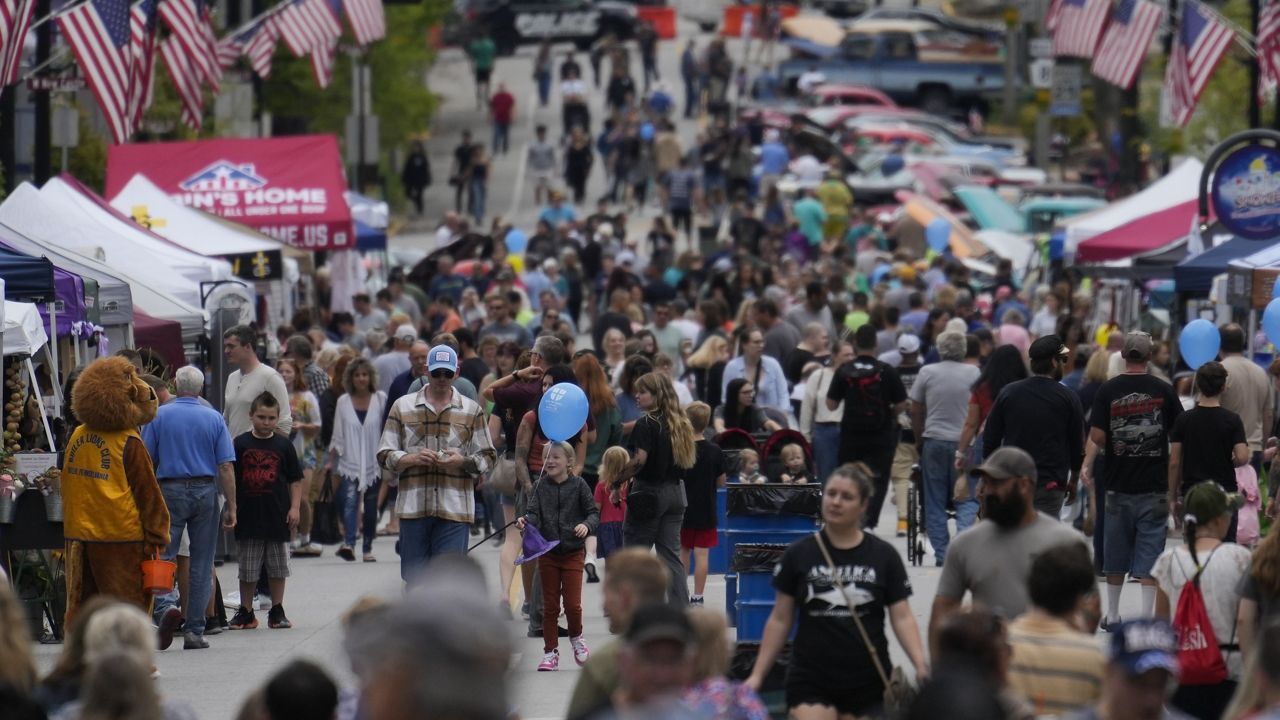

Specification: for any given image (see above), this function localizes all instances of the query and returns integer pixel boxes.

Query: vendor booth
[0,185,205,355]
[104,134,356,251]
[109,174,308,331]
[1173,227,1259,295]
[1063,159,1204,259]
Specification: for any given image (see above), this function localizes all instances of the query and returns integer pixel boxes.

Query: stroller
[712,428,762,480]
[760,429,814,484]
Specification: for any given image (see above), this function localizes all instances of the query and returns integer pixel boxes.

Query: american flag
[128,0,160,130]
[1092,0,1163,89]
[161,35,202,129]
[158,0,220,92]
[1,0,36,88]
[311,36,336,88]
[276,0,341,58]
[1051,0,1110,57]
[1045,0,1064,32]
[344,0,384,46]
[58,0,134,144]
[1258,1,1280,102]
[245,17,279,78]
[216,29,248,70]
[1163,0,1234,127]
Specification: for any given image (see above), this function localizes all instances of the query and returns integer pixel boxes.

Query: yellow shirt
[63,427,144,542]
[1007,613,1105,717]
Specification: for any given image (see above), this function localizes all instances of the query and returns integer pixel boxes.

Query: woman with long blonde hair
[685,335,730,410]
[613,371,697,605]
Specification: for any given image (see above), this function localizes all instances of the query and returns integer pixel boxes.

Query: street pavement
[32,19,1163,719]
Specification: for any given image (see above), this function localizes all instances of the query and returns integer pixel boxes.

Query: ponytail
[1184,513,1199,567]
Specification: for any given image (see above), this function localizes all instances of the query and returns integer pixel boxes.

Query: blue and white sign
[1211,145,1280,241]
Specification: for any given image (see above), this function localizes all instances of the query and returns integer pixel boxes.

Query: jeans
[469,179,487,223]
[336,477,381,553]
[155,478,220,635]
[399,516,469,583]
[921,439,978,565]
[812,423,841,485]
[540,550,585,652]
[643,58,659,91]
[623,481,688,606]
[536,70,551,106]
[493,123,510,155]
[1103,491,1169,578]
[683,77,698,117]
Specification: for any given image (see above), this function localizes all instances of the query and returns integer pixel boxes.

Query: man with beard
[983,335,1086,515]
[927,447,1087,657]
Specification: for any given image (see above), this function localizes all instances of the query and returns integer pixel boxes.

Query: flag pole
[1255,0,1263,127]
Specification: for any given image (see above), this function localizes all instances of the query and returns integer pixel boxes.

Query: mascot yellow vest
[62,426,144,542]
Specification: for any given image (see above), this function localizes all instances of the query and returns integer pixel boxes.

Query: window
[883,33,915,60]
[840,37,876,60]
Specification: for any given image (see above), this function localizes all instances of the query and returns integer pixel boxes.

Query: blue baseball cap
[427,345,458,373]
[1109,619,1180,678]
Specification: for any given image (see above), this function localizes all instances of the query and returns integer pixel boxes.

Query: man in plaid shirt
[378,344,495,582]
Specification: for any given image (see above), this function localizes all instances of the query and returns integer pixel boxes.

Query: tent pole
[1249,308,1259,357]
[47,301,60,407]
[25,357,55,450]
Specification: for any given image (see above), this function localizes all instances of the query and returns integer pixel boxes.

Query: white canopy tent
[0,184,207,346]
[109,174,303,329]
[0,293,56,449]
[33,177,236,310]
[1061,159,1204,260]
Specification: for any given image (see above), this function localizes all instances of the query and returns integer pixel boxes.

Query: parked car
[812,0,869,19]
[1020,197,1106,233]
[853,7,1005,42]
[779,20,1006,114]
[444,0,638,54]
[806,83,898,108]
[850,120,1025,167]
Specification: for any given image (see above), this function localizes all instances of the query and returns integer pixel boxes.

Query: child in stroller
[761,429,815,484]
[778,444,813,485]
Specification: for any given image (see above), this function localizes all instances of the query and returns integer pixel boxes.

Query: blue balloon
[640,122,655,141]
[1272,279,1280,298]
[925,218,951,254]
[538,383,589,442]
[882,153,905,176]
[871,263,891,285]
[1179,318,1221,370]
[1265,298,1280,347]
[504,227,527,255]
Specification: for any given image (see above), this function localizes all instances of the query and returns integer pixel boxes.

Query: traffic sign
[1029,38,1053,58]
[1050,64,1082,117]
[1030,59,1054,89]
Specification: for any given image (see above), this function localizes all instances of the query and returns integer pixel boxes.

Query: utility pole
[33,0,51,184]
[1003,4,1020,126]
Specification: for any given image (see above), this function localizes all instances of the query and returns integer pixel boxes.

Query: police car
[448,0,640,54]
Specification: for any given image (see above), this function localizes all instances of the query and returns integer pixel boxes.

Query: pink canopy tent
[1075,199,1211,263]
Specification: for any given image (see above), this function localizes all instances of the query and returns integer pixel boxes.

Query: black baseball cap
[1028,335,1069,362]
[624,603,693,648]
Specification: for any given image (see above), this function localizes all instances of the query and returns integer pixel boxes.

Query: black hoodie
[524,474,599,555]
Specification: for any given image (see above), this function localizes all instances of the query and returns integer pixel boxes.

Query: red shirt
[490,92,515,124]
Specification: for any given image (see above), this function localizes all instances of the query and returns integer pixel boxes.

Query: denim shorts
[1103,491,1169,578]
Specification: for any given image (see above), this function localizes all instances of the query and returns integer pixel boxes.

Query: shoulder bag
[814,531,917,719]
[310,473,341,546]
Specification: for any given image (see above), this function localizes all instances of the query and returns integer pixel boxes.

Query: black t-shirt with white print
[772,530,912,690]
[1090,373,1182,494]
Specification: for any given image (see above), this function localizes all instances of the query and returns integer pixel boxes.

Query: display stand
[0,490,66,641]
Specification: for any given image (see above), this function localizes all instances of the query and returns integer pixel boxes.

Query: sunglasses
[430,369,456,379]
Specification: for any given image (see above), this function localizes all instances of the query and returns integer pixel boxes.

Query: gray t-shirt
[937,512,1088,617]
[528,141,557,173]
[764,321,801,364]
[909,360,980,442]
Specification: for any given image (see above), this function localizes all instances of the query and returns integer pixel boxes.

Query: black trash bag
[726,484,822,517]
[732,543,790,573]
[729,641,791,685]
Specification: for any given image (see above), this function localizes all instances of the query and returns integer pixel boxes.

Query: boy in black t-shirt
[230,392,303,630]
[679,403,727,606]
[1168,361,1248,536]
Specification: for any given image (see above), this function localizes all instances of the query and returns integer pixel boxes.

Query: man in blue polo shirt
[141,366,236,650]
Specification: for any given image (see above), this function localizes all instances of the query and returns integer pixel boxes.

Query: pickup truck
[779,21,1006,115]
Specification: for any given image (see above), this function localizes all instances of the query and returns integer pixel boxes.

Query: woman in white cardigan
[326,357,387,562]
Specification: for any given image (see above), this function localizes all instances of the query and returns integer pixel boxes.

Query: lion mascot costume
[61,356,170,623]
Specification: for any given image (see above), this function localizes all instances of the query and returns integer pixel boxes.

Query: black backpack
[842,362,889,432]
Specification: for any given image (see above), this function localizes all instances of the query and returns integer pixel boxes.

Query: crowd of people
[9,20,1280,720]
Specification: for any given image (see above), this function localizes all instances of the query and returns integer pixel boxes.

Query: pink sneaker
[571,635,590,666]
[537,649,559,671]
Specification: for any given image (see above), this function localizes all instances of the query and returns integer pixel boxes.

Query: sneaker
[229,607,257,630]
[336,545,356,562]
[584,559,599,584]
[537,650,559,671]
[203,618,223,636]
[689,596,704,606]
[897,519,907,537]
[156,607,184,650]
[571,635,590,666]
[182,632,209,650]
[1100,616,1121,633]
[292,543,323,557]
[256,594,272,610]
[268,604,292,629]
